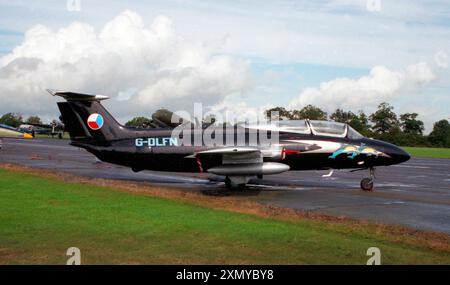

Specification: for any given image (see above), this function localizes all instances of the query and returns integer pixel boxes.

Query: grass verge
[0,164,449,264]
[402,146,450,159]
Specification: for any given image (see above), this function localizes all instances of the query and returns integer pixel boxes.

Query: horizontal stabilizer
[47,89,109,101]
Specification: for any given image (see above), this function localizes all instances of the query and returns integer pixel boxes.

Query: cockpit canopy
[309,120,346,136]
[274,120,310,134]
[251,119,363,139]
[346,125,364,139]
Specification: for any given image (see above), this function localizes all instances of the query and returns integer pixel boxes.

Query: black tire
[225,176,232,189]
[360,178,374,191]
[236,184,246,191]
[224,177,246,190]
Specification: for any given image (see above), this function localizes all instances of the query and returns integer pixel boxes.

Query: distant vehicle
[50,90,410,191]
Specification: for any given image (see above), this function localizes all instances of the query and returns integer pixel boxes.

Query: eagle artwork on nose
[329,143,384,159]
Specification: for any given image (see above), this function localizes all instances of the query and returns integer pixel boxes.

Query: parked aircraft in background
[0,124,33,149]
[18,122,64,139]
[50,90,410,191]
[0,124,33,139]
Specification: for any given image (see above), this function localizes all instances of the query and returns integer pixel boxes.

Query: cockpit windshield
[249,120,364,138]
[309,120,346,137]
[347,125,363,139]
[274,120,310,134]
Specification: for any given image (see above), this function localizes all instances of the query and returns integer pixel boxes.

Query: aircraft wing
[193,147,289,176]
[194,147,262,164]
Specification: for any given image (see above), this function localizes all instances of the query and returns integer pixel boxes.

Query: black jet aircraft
[49,90,410,191]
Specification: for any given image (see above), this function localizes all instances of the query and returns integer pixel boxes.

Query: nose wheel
[360,167,375,191]
[360,177,374,191]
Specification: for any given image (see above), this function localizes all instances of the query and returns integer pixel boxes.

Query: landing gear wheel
[360,177,374,191]
[236,184,246,191]
[225,176,232,189]
[224,176,247,190]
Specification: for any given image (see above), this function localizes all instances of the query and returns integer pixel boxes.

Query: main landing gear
[224,176,249,190]
[360,167,375,191]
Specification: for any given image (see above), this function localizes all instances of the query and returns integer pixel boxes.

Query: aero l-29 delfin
[50,90,410,191]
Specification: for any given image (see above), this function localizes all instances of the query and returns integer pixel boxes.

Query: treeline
[265,102,450,148]
[2,102,449,148]
[0,113,43,127]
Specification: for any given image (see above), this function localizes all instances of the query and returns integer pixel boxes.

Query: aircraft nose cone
[390,146,410,164]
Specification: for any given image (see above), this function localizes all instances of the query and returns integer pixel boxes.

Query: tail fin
[49,90,125,144]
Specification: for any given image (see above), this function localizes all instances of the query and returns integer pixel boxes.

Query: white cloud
[434,50,449,69]
[209,97,273,124]
[405,62,436,84]
[289,59,440,112]
[289,66,401,110]
[4,1,450,70]
[0,10,251,119]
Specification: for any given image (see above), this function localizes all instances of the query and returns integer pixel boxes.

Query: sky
[0,0,449,132]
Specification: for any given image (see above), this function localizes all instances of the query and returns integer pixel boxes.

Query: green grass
[34,132,70,139]
[402,146,450,159]
[0,169,449,264]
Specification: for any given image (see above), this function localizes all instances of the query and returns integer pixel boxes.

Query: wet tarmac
[1,138,449,234]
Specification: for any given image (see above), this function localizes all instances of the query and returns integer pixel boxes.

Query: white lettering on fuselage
[135,137,178,147]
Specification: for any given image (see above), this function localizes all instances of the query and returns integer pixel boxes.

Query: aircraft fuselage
[71,126,410,173]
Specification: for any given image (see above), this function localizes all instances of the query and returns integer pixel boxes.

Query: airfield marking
[392,165,430,169]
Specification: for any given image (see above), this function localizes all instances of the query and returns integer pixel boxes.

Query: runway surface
[1,138,450,234]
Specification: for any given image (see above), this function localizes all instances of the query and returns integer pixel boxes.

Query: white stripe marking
[393,165,430,169]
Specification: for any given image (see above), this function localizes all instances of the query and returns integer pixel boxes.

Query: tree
[330,109,356,124]
[428,119,450,147]
[369,102,400,134]
[292,105,327,120]
[125,116,152,128]
[204,114,216,125]
[399,113,424,135]
[330,109,371,136]
[353,111,371,136]
[265,107,291,120]
[25,115,42,125]
[0,113,23,128]
[51,119,61,126]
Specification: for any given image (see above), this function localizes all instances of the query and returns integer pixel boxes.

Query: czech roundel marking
[87,113,104,130]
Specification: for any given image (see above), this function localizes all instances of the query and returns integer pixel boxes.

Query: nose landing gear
[360,167,375,191]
